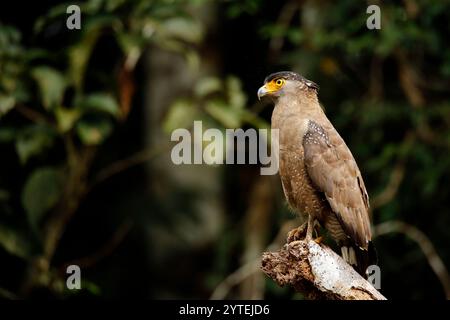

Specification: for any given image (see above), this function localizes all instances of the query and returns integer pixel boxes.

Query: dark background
[0,0,449,299]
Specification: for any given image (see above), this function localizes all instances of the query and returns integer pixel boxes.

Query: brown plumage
[258,71,376,276]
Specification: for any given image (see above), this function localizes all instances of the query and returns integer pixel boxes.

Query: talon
[287,223,307,243]
[289,240,302,246]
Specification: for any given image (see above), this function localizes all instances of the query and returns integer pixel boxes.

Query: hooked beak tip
[257,86,268,100]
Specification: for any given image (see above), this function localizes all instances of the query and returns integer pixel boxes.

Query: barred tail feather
[341,241,377,279]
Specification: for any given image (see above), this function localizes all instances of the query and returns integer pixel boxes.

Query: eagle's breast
[273,113,329,221]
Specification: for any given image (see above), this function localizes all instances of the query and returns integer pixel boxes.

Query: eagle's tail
[341,241,377,279]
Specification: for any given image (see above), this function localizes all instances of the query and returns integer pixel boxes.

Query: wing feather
[303,120,371,248]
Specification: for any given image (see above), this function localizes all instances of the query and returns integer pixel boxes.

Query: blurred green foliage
[0,0,450,299]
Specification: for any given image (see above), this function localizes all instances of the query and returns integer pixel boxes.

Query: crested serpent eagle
[258,71,376,276]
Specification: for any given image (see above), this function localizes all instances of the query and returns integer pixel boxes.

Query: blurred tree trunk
[143,3,225,257]
[239,176,273,299]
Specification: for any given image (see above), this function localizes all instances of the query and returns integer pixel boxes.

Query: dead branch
[0,287,18,300]
[15,104,55,127]
[261,240,386,300]
[210,260,262,300]
[370,161,405,210]
[374,220,450,299]
[395,49,449,148]
[89,143,171,190]
[210,220,297,300]
[370,131,415,213]
[60,220,133,270]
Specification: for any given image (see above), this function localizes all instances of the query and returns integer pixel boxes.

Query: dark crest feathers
[264,71,319,91]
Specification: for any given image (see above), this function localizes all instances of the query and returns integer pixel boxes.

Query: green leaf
[194,77,222,97]
[55,107,81,132]
[82,280,101,295]
[160,17,203,44]
[0,24,21,46]
[23,48,49,62]
[204,100,242,128]
[83,0,104,14]
[15,125,55,164]
[163,99,198,133]
[79,93,120,117]
[22,167,63,232]
[33,4,70,34]
[105,0,128,12]
[116,26,144,48]
[226,76,246,109]
[68,30,101,91]
[31,67,66,110]
[0,126,16,143]
[0,224,31,259]
[68,15,121,91]
[0,94,15,117]
[76,117,113,145]
[240,110,270,130]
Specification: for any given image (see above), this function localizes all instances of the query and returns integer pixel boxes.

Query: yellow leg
[305,215,315,242]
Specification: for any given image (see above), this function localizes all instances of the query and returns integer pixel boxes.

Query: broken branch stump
[261,240,386,300]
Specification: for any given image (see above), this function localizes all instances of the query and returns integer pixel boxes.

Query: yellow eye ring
[275,79,284,86]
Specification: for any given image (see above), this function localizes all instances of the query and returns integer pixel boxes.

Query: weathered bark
[261,240,386,300]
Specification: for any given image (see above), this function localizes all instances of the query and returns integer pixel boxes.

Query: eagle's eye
[275,79,284,87]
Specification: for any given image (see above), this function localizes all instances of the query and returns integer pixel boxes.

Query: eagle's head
[257,71,319,101]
